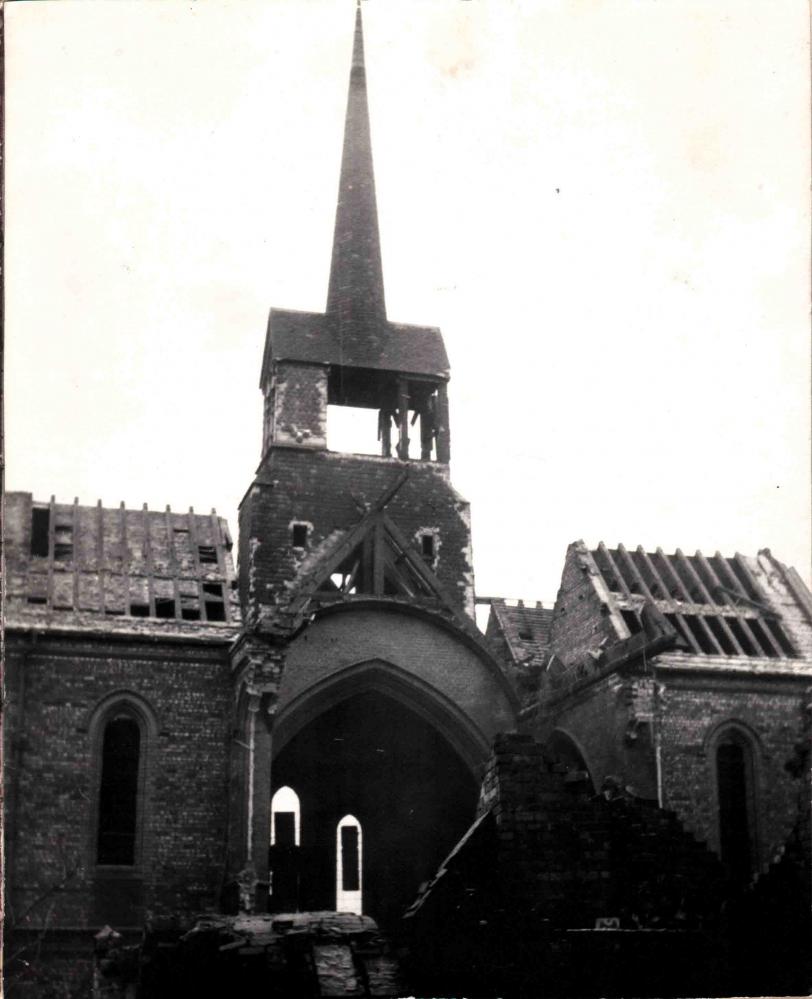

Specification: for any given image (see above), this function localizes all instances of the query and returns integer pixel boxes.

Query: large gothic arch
[266,602,516,927]
[274,657,490,775]
[275,600,518,767]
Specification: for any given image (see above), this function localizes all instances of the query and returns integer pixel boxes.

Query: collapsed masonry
[95,911,402,998]
[402,731,812,998]
[403,732,728,998]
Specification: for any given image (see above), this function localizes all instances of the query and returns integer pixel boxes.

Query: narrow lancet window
[336,814,362,913]
[717,733,754,883]
[97,716,141,865]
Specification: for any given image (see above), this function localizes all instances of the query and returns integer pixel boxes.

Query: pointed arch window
[88,693,157,874]
[271,786,301,847]
[716,729,757,883]
[97,715,141,865]
[336,814,362,913]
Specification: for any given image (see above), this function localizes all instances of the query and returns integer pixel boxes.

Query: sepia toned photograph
[4,1,810,995]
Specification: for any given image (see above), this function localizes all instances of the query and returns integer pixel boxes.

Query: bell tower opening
[257,3,451,467]
[325,375,445,461]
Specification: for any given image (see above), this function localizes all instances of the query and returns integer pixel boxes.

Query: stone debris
[97,910,404,997]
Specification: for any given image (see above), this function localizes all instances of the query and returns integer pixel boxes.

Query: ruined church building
[5,5,811,996]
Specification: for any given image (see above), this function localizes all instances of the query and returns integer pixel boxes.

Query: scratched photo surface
[4,2,810,996]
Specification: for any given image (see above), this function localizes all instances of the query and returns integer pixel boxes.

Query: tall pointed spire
[326,2,387,328]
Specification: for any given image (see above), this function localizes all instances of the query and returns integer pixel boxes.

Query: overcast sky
[6,0,810,608]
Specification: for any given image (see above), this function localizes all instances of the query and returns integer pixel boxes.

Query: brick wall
[533,670,659,799]
[266,361,328,452]
[547,543,619,684]
[277,606,518,761]
[239,448,474,619]
[404,732,728,997]
[476,733,724,926]
[655,665,808,870]
[4,631,233,936]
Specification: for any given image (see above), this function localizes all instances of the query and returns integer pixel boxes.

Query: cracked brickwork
[239,449,475,624]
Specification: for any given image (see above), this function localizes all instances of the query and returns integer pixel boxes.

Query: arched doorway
[271,689,479,931]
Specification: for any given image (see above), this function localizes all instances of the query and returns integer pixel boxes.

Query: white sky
[6,0,811,607]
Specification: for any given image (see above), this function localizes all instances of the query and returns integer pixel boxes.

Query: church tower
[247,1,466,617]
[227,4,518,927]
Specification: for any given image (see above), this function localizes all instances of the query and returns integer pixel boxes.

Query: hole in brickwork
[197,545,218,565]
[621,609,642,634]
[27,596,47,605]
[205,602,226,622]
[54,525,74,562]
[31,508,50,557]
[420,534,435,562]
[291,524,309,548]
[202,582,223,598]
[130,604,149,617]
[327,405,381,456]
[155,597,176,619]
[181,607,201,621]
[330,571,358,595]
